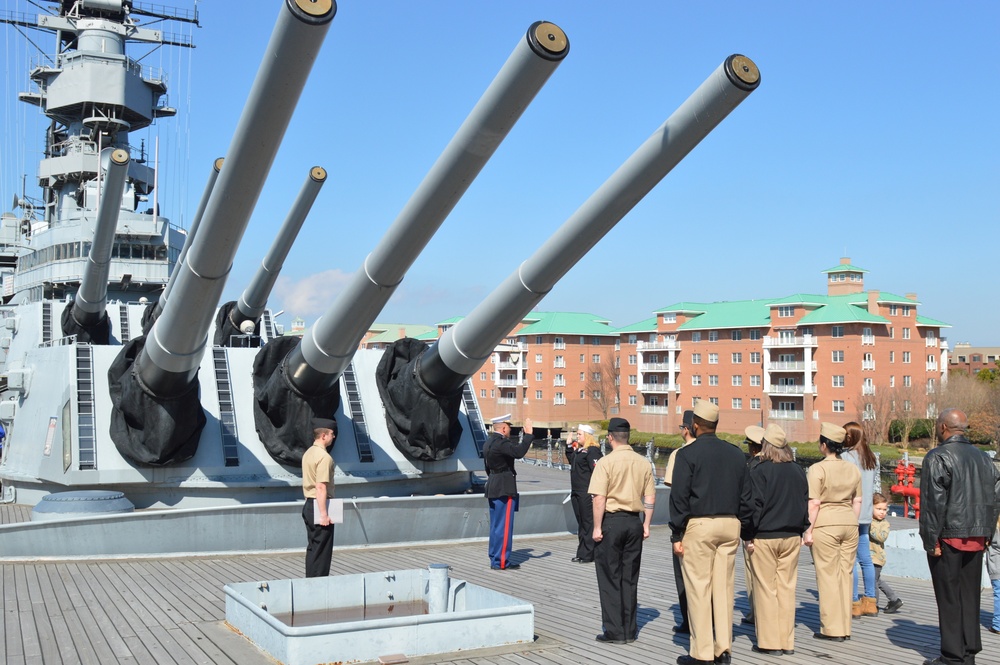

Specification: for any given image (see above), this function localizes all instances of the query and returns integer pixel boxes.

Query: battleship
[0,1,758,555]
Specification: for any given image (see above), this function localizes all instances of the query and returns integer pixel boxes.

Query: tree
[856,385,892,445]
[889,384,927,448]
[587,352,619,419]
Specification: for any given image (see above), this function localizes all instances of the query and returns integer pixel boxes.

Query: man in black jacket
[919,408,1000,665]
[483,415,534,570]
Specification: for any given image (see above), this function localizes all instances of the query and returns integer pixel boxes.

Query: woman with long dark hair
[805,422,862,641]
[842,421,878,617]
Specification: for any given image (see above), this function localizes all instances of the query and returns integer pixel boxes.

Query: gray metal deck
[1,463,997,664]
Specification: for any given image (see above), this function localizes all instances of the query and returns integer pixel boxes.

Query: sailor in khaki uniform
[669,400,752,665]
[589,418,655,645]
[740,424,766,626]
[805,422,862,641]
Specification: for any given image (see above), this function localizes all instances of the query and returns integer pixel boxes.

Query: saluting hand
[523,417,533,435]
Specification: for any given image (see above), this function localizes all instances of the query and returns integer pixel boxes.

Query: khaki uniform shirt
[588,447,655,513]
[665,440,693,486]
[301,442,334,499]
[807,458,861,527]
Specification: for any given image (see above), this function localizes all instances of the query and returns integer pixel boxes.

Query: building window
[890,376,895,387]
[554,355,565,367]
[491,390,495,398]
[709,397,719,406]
[580,390,586,399]
[750,375,761,386]
[628,354,637,365]
[535,390,542,399]
[592,354,601,364]
[579,354,585,363]
[903,375,911,387]
[692,332,702,343]
[889,351,895,363]
[709,375,719,386]
[732,398,743,409]
[592,372,602,381]
[663,313,676,323]
[709,353,719,364]
[903,352,911,363]
[615,339,620,351]
[692,375,702,386]
[833,375,845,387]
[491,372,496,381]
[731,330,743,341]
[480,372,486,380]
[593,390,602,400]
[480,389,486,397]
[535,336,543,344]
[903,305,911,317]
[535,372,543,381]
[554,336,565,349]
[691,353,702,364]
[750,352,761,364]
[926,330,936,340]
[902,328,910,339]
[732,375,742,386]
[628,374,637,385]
[732,352,742,364]
[890,304,898,316]
[778,306,794,318]
[801,327,813,336]
[709,331,719,342]
[629,395,637,405]
[628,334,637,344]
[535,353,543,363]
[833,400,845,413]
[832,325,844,338]
[749,329,761,341]
[554,392,565,404]
[554,373,565,386]
[580,372,586,381]
[750,398,761,410]
[832,350,844,363]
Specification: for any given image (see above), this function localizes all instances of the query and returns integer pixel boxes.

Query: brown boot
[861,596,878,617]
[852,600,862,619]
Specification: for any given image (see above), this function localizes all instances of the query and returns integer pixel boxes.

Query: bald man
[919,409,1000,665]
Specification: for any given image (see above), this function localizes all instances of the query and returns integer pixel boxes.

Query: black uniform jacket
[566,445,603,493]
[746,459,810,540]
[668,432,752,542]
[483,431,534,499]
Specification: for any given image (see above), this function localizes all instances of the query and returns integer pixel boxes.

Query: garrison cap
[312,418,337,433]
[693,399,719,423]
[744,425,765,445]
[608,417,631,433]
[820,422,847,444]
[763,423,787,448]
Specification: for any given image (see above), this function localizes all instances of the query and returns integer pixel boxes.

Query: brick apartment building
[348,258,951,441]
[948,342,1000,376]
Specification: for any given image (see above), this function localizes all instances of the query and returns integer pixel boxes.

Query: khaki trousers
[750,536,801,650]
[811,524,858,638]
[682,516,740,661]
[742,541,755,620]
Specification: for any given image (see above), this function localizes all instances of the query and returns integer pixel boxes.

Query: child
[869,493,904,613]
[987,515,1000,633]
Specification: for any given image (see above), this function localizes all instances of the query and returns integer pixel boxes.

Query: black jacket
[566,444,603,493]
[745,459,810,540]
[483,431,534,499]
[919,435,1000,552]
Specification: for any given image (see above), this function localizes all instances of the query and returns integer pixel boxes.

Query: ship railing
[40,334,78,348]
[34,53,168,86]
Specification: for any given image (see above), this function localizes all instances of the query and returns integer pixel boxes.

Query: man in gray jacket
[919,408,1000,665]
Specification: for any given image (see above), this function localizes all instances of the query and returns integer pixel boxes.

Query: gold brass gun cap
[293,0,334,18]
[533,22,568,56]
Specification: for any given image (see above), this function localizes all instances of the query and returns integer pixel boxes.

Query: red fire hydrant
[889,459,920,519]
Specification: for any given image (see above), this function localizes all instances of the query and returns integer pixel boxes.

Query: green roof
[413,330,440,340]
[615,317,658,333]
[798,302,887,325]
[672,299,776,331]
[434,316,464,325]
[768,293,829,307]
[515,312,617,336]
[821,263,868,273]
[916,315,951,328]
[365,324,436,342]
[655,302,709,314]
[874,291,920,305]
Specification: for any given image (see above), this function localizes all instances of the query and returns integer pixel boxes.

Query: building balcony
[497,398,517,405]
[926,338,939,348]
[640,383,676,393]
[769,409,805,420]
[862,335,875,345]
[553,361,566,368]
[767,361,817,372]
[763,335,818,348]
[553,342,566,350]
[765,384,815,395]
[926,362,939,371]
[496,362,525,370]
[496,379,521,387]
[637,340,680,351]
[553,397,566,405]
[862,386,875,395]
[553,380,566,387]
[640,362,673,371]
[862,361,875,371]
[640,405,671,415]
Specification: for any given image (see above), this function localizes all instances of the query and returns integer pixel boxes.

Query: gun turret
[61,148,130,344]
[252,21,569,465]
[215,166,327,347]
[143,157,224,333]
[108,0,336,466]
[378,54,761,460]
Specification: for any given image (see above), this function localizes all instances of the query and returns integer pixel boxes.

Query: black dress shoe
[751,645,781,655]
[676,656,712,665]
[595,633,626,644]
[714,652,731,664]
[571,557,581,562]
[923,659,947,665]
[578,558,594,563]
[782,649,795,655]
[740,615,755,625]
[672,623,691,634]
[503,563,520,569]
[813,632,847,642]
[989,627,1000,634]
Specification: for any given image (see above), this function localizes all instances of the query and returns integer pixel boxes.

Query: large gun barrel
[108,0,336,466]
[419,55,761,396]
[62,147,130,343]
[138,0,335,396]
[284,20,569,396]
[220,165,326,343]
[252,21,569,465]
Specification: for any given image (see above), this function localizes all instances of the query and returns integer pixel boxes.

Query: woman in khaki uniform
[804,422,862,641]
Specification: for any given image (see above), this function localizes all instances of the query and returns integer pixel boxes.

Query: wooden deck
[1,464,998,664]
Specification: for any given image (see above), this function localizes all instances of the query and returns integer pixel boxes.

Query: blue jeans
[992,579,1000,631]
[853,523,876,600]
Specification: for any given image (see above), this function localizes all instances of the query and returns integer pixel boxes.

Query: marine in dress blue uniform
[483,415,534,570]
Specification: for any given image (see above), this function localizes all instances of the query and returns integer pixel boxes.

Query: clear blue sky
[3,2,998,345]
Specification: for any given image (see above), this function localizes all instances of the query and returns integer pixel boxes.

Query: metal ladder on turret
[41,303,52,344]
[76,345,97,469]
[341,362,374,463]
[118,304,131,342]
[212,348,241,466]
[462,382,488,457]
[260,309,276,341]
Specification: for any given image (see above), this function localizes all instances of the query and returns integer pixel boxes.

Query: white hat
[490,413,512,425]
[578,424,595,435]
